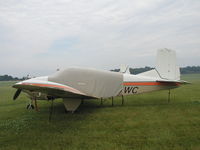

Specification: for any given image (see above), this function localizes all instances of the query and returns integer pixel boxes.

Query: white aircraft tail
[156,49,180,80]
[120,65,130,74]
[139,49,180,81]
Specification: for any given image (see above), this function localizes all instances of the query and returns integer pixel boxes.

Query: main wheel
[26,104,34,109]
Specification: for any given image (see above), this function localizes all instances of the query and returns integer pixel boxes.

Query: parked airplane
[13,49,187,112]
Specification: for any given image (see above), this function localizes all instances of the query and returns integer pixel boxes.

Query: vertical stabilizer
[120,65,130,74]
[156,48,180,80]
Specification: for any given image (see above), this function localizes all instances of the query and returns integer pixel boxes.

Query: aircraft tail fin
[139,48,180,81]
[120,65,130,74]
[155,48,180,80]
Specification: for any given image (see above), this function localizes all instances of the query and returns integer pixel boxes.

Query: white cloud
[0,0,199,77]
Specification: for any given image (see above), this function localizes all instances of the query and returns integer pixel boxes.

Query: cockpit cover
[48,67,123,98]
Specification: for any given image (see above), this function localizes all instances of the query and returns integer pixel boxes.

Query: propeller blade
[13,89,22,100]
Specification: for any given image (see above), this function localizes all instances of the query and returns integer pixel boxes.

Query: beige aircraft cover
[48,67,123,98]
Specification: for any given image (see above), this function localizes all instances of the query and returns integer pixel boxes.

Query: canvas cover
[48,67,123,98]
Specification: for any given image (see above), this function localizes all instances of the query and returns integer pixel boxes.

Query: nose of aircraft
[13,76,48,88]
[12,81,23,88]
[12,76,49,100]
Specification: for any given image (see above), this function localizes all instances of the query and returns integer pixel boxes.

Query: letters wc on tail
[13,49,187,113]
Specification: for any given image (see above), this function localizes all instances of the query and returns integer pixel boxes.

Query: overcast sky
[0,0,199,77]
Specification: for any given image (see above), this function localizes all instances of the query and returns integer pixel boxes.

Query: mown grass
[0,74,200,150]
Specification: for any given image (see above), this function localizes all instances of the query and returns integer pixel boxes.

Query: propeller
[13,89,22,100]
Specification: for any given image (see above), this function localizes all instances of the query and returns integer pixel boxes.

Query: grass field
[0,74,200,150]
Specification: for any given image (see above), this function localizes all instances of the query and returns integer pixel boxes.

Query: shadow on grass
[45,98,198,116]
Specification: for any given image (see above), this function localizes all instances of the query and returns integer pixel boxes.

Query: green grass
[0,74,200,150]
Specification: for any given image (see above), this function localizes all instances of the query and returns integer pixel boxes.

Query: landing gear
[26,98,38,111]
[26,103,34,109]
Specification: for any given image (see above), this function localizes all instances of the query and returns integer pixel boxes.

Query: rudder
[156,48,180,80]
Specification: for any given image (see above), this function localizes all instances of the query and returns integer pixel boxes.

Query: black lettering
[124,87,133,93]
[124,86,139,94]
[132,87,139,93]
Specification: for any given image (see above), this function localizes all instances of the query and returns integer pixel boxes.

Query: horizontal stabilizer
[157,80,190,84]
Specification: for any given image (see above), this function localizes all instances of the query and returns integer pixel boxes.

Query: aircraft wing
[13,80,94,99]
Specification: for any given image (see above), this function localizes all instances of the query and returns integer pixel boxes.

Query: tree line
[112,66,200,74]
[0,66,200,81]
[0,75,28,81]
